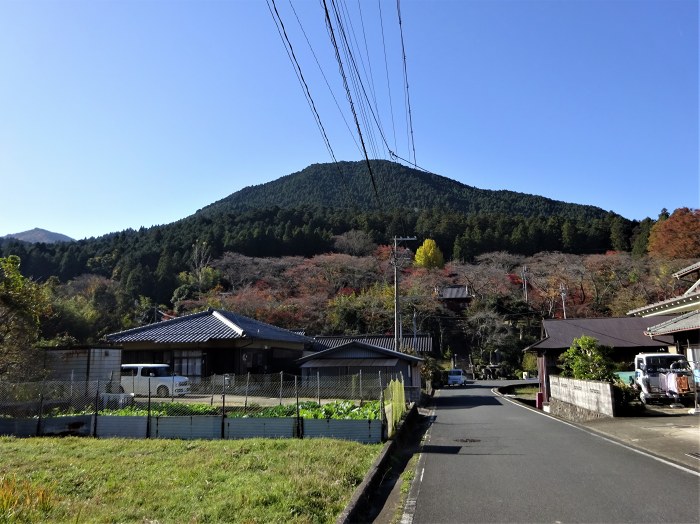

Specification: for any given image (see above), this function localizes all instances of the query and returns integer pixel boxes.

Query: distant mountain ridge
[4,228,74,244]
[199,160,613,221]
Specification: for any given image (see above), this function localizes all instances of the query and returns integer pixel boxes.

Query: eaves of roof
[312,334,433,353]
[672,261,700,279]
[300,358,399,368]
[299,341,423,364]
[645,310,700,336]
[627,291,700,317]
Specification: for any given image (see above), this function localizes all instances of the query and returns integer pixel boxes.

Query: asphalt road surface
[405,382,700,523]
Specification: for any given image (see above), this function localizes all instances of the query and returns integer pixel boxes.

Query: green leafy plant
[559,335,615,382]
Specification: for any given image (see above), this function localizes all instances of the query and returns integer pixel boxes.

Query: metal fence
[0,372,409,434]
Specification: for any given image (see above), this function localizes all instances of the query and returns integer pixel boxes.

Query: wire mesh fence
[0,372,409,430]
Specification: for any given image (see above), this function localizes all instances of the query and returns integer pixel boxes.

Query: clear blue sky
[1,0,697,240]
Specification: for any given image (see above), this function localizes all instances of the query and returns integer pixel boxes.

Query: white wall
[549,375,615,417]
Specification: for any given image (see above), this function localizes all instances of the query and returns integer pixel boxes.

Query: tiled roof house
[105,308,313,378]
[627,260,700,363]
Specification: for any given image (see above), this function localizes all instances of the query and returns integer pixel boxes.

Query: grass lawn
[0,436,382,523]
[512,385,539,399]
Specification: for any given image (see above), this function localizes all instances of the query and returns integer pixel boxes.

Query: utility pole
[560,283,567,319]
[521,266,529,304]
[393,236,416,352]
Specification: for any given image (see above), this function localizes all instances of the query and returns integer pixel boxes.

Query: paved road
[405,382,700,523]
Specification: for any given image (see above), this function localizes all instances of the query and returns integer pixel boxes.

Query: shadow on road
[432,388,502,410]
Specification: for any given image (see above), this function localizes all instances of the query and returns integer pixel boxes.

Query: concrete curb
[336,404,419,524]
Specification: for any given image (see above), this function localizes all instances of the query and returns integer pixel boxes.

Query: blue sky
[1,0,697,240]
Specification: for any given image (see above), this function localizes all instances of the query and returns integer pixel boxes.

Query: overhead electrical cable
[357,0,381,119]
[323,0,381,205]
[333,0,388,161]
[396,0,416,165]
[335,0,381,160]
[344,0,387,159]
[378,0,398,154]
[287,0,361,155]
[327,0,418,171]
[266,0,339,167]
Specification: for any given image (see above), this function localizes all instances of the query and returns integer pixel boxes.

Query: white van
[120,364,189,397]
[446,369,468,386]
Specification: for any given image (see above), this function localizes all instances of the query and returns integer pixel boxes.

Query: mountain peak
[4,228,74,244]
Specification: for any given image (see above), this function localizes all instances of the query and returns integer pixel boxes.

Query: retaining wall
[0,415,383,443]
[549,375,615,421]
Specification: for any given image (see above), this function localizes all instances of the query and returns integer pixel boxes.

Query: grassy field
[0,436,382,523]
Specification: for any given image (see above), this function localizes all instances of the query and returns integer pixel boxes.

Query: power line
[323,0,381,205]
[336,0,381,161]
[378,0,398,155]
[396,0,416,165]
[267,0,339,166]
[287,0,361,155]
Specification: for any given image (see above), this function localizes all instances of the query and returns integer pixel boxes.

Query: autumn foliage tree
[647,208,700,259]
[415,239,445,269]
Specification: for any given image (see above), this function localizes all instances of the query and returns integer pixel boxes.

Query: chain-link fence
[0,372,411,440]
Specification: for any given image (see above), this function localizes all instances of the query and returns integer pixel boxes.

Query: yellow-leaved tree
[414,239,445,269]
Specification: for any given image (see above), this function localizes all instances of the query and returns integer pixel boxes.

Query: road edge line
[494,387,700,478]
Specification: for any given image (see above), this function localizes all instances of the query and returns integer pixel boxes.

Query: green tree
[559,335,615,382]
[521,352,538,376]
[0,256,51,378]
[415,239,445,269]
[631,218,653,258]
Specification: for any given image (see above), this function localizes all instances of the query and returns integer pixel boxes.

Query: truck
[633,353,694,406]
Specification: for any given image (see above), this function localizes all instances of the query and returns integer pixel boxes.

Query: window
[173,350,202,377]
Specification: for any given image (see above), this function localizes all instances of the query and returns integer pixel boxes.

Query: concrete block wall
[549,375,615,419]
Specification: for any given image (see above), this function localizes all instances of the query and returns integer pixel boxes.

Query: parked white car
[446,369,468,386]
[120,364,189,397]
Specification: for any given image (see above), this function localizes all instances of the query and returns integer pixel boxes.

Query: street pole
[393,236,416,352]
[560,283,567,319]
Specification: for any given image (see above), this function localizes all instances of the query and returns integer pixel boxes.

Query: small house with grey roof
[105,308,313,379]
[527,316,676,401]
[298,341,423,400]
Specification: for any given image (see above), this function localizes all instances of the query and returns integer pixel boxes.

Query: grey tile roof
[438,285,471,300]
[312,333,433,353]
[645,310,700,336]
[299,341,423,364]
[105,309,312,345]
[528,316,676,351]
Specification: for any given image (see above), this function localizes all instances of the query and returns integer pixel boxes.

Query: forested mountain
[200,160,610,221]
[0,159,666,318]
[1,158,698,369]
[3,228,74,244]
